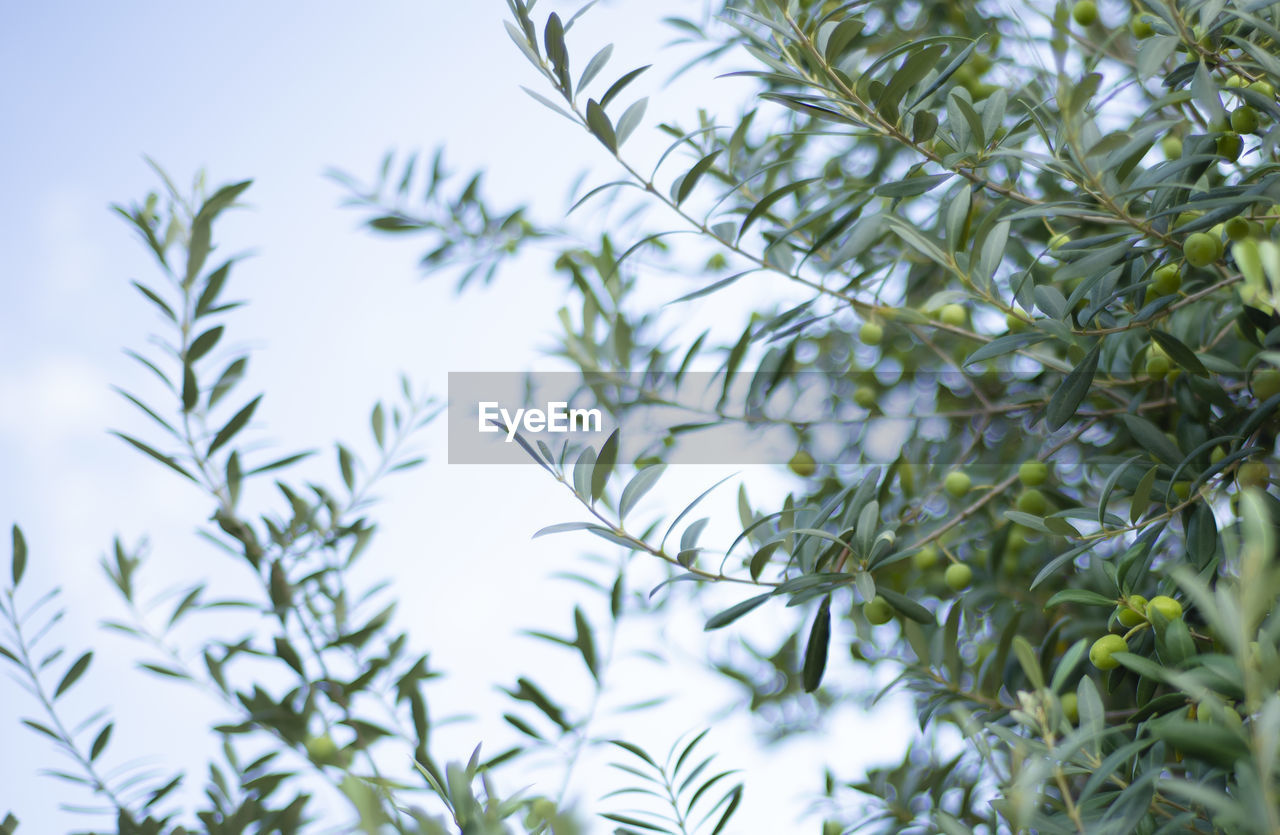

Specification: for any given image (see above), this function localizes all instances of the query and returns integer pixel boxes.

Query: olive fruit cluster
[1090,595,1184,669]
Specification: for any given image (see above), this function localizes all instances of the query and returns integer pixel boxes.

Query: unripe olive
[1018,460,1049,487]
[1146,595,1183,621]
[1016,488,1048,516]
[1225,216,1252,241]
[944,470,972,498]
[944,562,973,591]
[939,303,967,327]
[859,321,884,345]
[1061,691,1079,724]
[1196,701,1243,728]
[1089,634,1128,670]
[1253,368,1280,400]
[1183,232,1219,268]
[912,543,940,570]
[966,81,999,101]
[305,734,344,766]
[1239,460,1270,488]
[853,385,877,409]
[1218,132,1243,162]
[1151,263,1182,295]
[1250,79,1276,98]
[788,450,817,477]
[1130,16,1154,38]
[1006,312,1028,332]
[1161,136,1183,159]
[1072,0,1098,26]
[1231,106,1260,134]
[864,596,894,625]
[1146,353,1171,380]
[1117,594,1148,627]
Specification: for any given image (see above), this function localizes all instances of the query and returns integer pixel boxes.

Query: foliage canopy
[8,1,1280,833]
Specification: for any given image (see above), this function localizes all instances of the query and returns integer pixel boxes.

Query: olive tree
[345,0,1280,831]
[8,0,1280,833]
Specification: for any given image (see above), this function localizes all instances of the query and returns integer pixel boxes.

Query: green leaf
[876,587,934,624]
[661,474,735,550]
[739,179,818,240]
[1111,650,1169,683]
[89,722,113,761]
[186,326,224,364]
[1099,454,1143,526]
[1130,464,1158,523]
[573,606,598,679]
[532,522,595,538]
[1045,341,1100,431]
[167,585,204,628]
[874,173,952,198]
[208,395,262,456]
[508,677,571,731]
[600,65,651,109]
[1045,588,1116,609]
[912,109,938,143]
[195,261,232,317]
[543,13,569,92]
[54,651,92,700]
[944,602,963,681]
[338,444,356,492]
[907,40,979,109]
[600,813,668,832]
[619,464,666,521]
[1049,638,1087,693]
[592,429,619,503]
[186,180,251,287]
[573,445,596,500]
[964,333,1048,365]
[709,783,743,835]
[585,99,617,152]
[577,43,613,93]
[802,597,831,692]
[705,592,773,630]
[749,540,783,581]
[111,432,197,483]
[181,365,198,412]
[245,451,314,476]
[1150,718,1248,767]
[131,281,176,321]
[208,357,247,410]
[22,719,61,742]
[1120,414,1182,468]
[615,97,647,146]
[675,150,722,205]
[11,525,26,587]
[371,402,386,448]
[1150,329,1209,377]
[1012,636,1043,690]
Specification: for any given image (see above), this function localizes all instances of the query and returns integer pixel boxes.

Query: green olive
[1089,634,1128,670]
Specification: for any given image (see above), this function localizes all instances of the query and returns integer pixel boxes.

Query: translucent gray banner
[446,368,1200,466]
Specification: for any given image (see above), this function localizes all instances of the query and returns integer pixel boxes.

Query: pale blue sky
[0,3,915,831]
